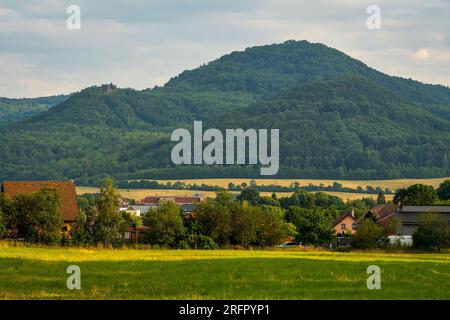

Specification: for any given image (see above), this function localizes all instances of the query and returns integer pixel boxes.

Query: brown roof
[139,195,202,205]
[368,204,399,221]
[1,181,80,222]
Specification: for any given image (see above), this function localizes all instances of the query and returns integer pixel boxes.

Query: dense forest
[0,40,449,185]
[0,95,68,124]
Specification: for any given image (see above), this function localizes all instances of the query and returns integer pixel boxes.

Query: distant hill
[0,95,68,124]
[0,40,449,184]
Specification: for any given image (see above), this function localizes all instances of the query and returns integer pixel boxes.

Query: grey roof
[399,206,450,213]
[181,204,198,212]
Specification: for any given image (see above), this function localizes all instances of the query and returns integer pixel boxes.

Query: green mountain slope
[1,40,449,184]
[216,76,450,179]
[0,95,68,124]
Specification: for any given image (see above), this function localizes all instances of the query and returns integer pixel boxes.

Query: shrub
[413,213,449,251]
[184,233,217,249]
[351,219,388,249]
[142,201,185,247]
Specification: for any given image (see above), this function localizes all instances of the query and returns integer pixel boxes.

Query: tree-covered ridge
[0,95,67,124]
[214,76,450,179]
[0,40,450,184]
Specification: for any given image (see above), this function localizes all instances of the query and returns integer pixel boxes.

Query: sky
[0,0,449,98]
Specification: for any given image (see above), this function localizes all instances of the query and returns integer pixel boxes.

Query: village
[1,178,449,250]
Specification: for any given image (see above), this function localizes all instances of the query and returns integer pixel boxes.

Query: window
[352,223,357,229]
[341,223,346,230]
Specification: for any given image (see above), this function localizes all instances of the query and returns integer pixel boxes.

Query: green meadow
[0,245,449,300]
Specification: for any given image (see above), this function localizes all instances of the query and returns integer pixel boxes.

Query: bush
[413,213,449,251]
[142,201,185,247]
[183,233,217,249]
[14,189,63,244]
[0,209,6,238]
[351,219,388,249]
[288,207,334,245]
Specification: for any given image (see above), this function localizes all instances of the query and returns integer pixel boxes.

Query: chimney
[351,209,355,218]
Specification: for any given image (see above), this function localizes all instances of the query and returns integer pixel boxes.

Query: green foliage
[71,210,94,246]
[0,208,6,238]
[393,184,439,205]
[179,233,217,249]
[345,198,377,219]
[0,95,67,124]
[141,201,185,247]
[288,207,334,245]
[77,193,99,212]
[194,190,293,247]
[1,41,450,182]
[377,191,386,205]
[413,213,450,251]
[194,196,233,245]
[13,189,63,243]
[237,187,260,205]
[93,177,127,247]
[437,180,450,200]
[257,205,297,246]
[121,211,142,228]
[351,219,388,249]
[280,190,344,212]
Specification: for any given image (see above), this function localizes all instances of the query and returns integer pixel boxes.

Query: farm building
[365,204,450,236]
[137,194,203,206]
[1,181,80,233]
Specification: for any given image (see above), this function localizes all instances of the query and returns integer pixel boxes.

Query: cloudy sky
[0,0,449,98]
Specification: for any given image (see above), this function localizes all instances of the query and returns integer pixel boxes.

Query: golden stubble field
[156,177,450,190]
[76,187,394,202]
[75,177,450,202]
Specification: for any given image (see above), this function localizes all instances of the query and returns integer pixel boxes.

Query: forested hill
[1,40,450,184]
[0,95,68,124]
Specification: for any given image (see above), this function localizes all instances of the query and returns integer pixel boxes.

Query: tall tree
[288,207,334,245]
[393,184,438,206]
[437,180,450,201]
[142,201,185,247]
[376,190,386,205]
[93,177,126,246]
[237,187,260,205]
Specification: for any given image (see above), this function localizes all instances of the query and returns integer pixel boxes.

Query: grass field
[1,246,449,299]
[76,187,394,202]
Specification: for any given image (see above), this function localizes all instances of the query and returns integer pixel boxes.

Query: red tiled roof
[1,181,80,223]
[369,204,399,221]
[139,195,202,205]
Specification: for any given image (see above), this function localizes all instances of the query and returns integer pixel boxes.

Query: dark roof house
[364,204,450,236]
[395,206,450,235]
[1,181,80,223]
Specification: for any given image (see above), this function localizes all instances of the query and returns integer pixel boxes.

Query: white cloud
[412,48,430,60]
[0,0,449,97]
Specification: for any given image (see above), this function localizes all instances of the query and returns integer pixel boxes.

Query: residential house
[332,210,357,237]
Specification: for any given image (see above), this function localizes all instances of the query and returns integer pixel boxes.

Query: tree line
[1,178,450,251]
